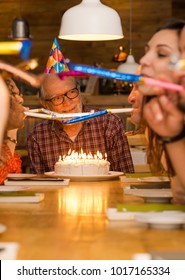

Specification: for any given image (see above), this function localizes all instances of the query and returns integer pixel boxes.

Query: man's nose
[63,95,72,104]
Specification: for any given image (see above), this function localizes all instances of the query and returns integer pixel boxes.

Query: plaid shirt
[27,107,134,174]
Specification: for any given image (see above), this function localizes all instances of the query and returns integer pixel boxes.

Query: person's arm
[0,76,9,150]
[144,94,184,138]
[6,129,18,155]
[0,61,44,88]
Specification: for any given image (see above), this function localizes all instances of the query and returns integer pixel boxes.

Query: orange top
[0,142,21,185]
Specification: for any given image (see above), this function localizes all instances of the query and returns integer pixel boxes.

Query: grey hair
[39,74,50,100]
[39,82,46,100]
[39,74,78,100]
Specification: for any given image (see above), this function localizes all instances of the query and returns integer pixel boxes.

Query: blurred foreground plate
[124,188,172,204]
[0,242,19,260]
[0,186,29,192]
[134,212,185,229]
[7,173,37,180]
[120,175,170,183]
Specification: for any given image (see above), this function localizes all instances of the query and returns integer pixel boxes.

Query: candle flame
[59,149,107,162]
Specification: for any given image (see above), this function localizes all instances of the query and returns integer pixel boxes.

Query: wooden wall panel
[0,0,176,74]
[172,1,185,19]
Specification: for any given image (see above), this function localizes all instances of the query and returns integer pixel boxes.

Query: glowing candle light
[59,150,107,163]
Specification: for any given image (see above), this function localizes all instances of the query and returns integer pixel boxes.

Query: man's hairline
[39,75,78,100]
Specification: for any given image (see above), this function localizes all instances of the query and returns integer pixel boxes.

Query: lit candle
[61,150,106,164]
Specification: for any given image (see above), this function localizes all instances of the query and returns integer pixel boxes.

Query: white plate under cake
[44,171,123,181]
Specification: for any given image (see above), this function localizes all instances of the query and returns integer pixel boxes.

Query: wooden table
[0,179,185,260]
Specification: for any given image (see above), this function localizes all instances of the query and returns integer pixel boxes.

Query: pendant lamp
[10,16,30,40]
[117,0,138,74]
[9,0,30,40]
[58,0,123,41]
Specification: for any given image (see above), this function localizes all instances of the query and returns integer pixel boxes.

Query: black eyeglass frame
[44,87,80,106]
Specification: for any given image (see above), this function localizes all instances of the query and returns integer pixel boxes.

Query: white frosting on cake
[54,150,110,176]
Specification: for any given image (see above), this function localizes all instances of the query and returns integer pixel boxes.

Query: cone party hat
[44,38,69,73]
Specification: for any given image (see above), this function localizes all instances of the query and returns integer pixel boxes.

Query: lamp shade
[58,0,123,41]
[117,54,139,74]
[10,16,30,40]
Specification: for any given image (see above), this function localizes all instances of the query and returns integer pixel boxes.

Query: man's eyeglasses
[45,87,79,106]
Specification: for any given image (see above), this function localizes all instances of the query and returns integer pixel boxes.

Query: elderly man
[27,74,134,174]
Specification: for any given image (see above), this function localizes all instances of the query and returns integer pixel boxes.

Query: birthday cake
[54,150,110,176]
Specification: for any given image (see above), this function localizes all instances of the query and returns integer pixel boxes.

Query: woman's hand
[144,94,184,138]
